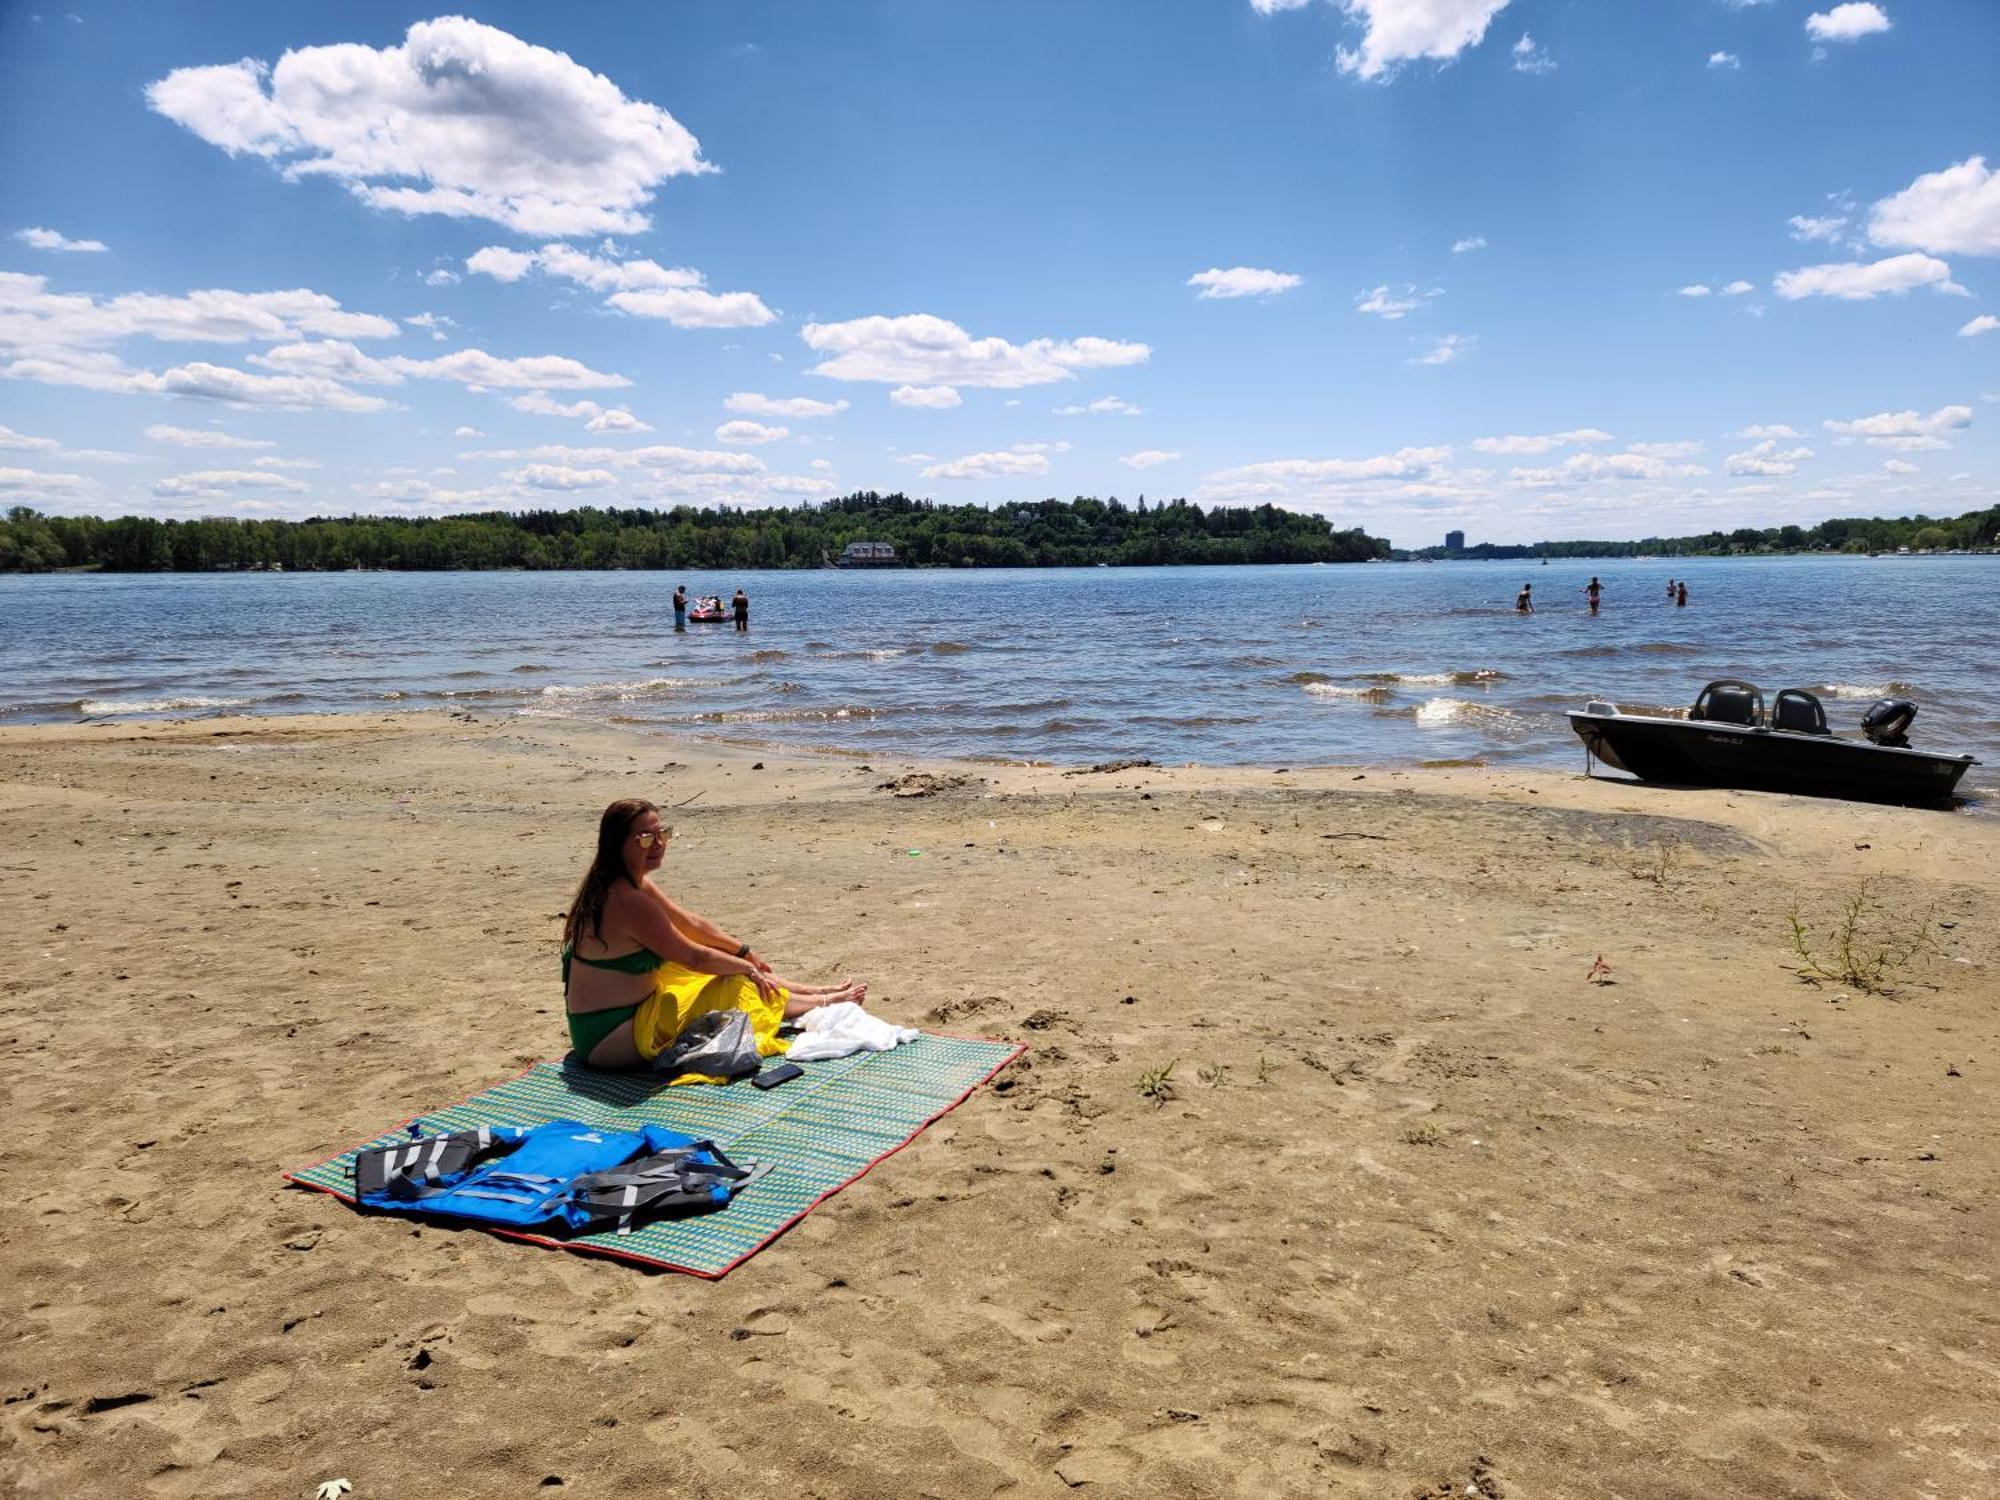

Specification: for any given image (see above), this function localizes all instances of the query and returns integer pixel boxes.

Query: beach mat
[286,1033,1023,1278]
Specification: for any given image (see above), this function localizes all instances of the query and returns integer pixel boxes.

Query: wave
[79,695,252,716]
[692,705,882,724]
[1354,669,1510,686]
[1636,641,1700,655]
[510,663,557,674]
[1410,697,1529,735]
[750,649,788,663]
[537,677,692,702]
[1302,682,1392,704]
[1817,680,1913,700]
[1130,712,1260,727]
[931,641,973,655]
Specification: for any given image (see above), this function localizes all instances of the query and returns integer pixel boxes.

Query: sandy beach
[1,710,1995,1498]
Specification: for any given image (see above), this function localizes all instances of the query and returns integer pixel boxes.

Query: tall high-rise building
[1445,529,1465,551]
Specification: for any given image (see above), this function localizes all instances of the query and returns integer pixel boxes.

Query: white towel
[785,1001,919,1063]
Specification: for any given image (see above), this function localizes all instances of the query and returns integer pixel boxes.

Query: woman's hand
[748,950,773,974]
[747,966,781,1005]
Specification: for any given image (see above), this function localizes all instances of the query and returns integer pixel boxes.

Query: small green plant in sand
[1197,1062,1230,1089]
[1255,1054,1276,1086]
[1629,837,1685,887]
[1786,882,1937,994]
[1403,1122,1442,1147]
[1137,1060,1179,1107]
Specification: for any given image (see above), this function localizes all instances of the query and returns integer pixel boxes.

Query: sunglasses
[633,826,675,848]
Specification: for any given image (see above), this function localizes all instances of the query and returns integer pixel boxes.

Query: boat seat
[1770,688,1831,736]
[1690,679,1763,726]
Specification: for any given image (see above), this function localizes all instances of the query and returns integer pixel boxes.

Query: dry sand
[1,710,1995,1499]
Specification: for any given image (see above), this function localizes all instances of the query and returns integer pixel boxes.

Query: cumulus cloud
[1055,396,1141,416]
[146,16,712,236]
[508,390,651,432]
[1679,284,1714,298]
[1471,429,1612,455]
[1509,450,1710,487]
[16,227,107,253]
[148,363,392,412]
[1413,333,1473,365]
[253,455,319,470]
[726,391,848,419]
[1451,236,1487,254]
[1119,450,1181,469]
[1205,447,1451,495]
[1356,284,1432,319]
[1961,315,2000,337]
[249,339,629,390]
[921,449,1052,480]
[1882,458,1919,474]
[1332,0,1512,81]
[0,272,397,349]
[1722,280,1756,295]
[454,426,484,438]
[1805,4,1891,43]
[459,441,764,477]
[1726,439,1814,476]
[0,424,60,452]
[715,420,788,445]
[1773,253,1965,300]
[145,424,276,450]
[800,313,1149,389]
[1788,213,1849,244]
[1823,404,1972,450]
[152,468,311,498]
[466,242,775,328]
[1867,157,2000,257]
[1735,424,1800,439]
[1188,266,1303,300]
[889,384,963,409]
[0,465,90,497]
[1511,34,1555,74]
[507,463,618,491]
[1708,52,1740,69]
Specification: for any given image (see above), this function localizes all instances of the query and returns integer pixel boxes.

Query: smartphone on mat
[751,1063,805,1091]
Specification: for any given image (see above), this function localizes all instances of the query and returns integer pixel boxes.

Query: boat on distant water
[1568,680,1978,805]
[835,540,901,568]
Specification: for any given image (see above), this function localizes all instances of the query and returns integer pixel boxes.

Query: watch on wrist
[736,943,750,958]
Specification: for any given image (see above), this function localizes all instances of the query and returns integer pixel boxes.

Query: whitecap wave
[1302,682,1390,704]
[1817,681,1911,700]
[537,677,691,702]
[80,695,251,716]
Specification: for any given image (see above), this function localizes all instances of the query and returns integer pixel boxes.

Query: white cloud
[405,311,454,342]
[890,384,963,409]
[1055,396,1142,416]
[1250,0,1312,12]
[1357,284,1431,319]
[152,468,310,498]
[1882,459,1919,474]
[467,243,775,328]
[1707,52,1740,69]
[508,390,651,432]
[1471,429,1612,455]
[507,463,619,491]
[1773,253,1965,300]
[1722,280,1756,296]
[921,449,1052,480]
[1788,213,1849,243]
[715,420,788,445]
[1511,33,1555,74]
[1188,266,1303,300]
[800,313,1149,389]
[0,466,90,496]
[1805,4,1891,43]
[460,441,764,477]
[1867,158,2000,257]
[1509,451,1709,487]
[725,392,849,419]
[253,455,319,470]
[1451,236,1487,254]
[16,227,107,253]
[1679,284,1713,298]
[400,347,629,389]
[145,423,276,450]
[146,17,712,237]
[1735,424,1799,439]
[1961,315,2000,337]
[1626,440,1705,459]
[0,272,398,349]
[421,267,460,288]
[0,424,60,452]
[148,363,392,412]
[454,426,484,438]
[1333,0,1512,82]
[1413,333,1473,365]
[586,409,650,434]
[1205,447,1451,496]
[1823,404,1972,450]
[1119,450,1181,469]
[1725,439,1814,476]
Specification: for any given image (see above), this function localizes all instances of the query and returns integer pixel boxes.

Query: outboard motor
[1861,698,1917,747]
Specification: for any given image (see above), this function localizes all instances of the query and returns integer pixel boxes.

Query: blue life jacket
[354,1119,753,1234]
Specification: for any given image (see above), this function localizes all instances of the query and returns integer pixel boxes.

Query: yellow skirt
[632,961,790,1086]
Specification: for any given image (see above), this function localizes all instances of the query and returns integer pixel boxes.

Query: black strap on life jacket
[352,1126,517,1201]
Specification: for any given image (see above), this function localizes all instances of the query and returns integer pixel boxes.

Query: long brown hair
[563,798,656,948]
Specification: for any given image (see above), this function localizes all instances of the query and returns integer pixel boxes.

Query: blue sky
[1,0,1995,547]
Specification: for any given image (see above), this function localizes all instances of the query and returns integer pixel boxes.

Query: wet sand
[1,711,1995,1498]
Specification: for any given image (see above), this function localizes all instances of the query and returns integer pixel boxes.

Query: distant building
[835,540,901,568]
[1445,530,1465,551]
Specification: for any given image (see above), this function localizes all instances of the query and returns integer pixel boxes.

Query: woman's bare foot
[782,981,866,1018]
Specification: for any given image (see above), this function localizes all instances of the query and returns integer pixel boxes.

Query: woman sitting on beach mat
[563,798,864,1073]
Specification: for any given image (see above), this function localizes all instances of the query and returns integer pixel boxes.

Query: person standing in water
[1515,582,1534,614]
[732,587,750,632]
[672,584,688,632]
[1676,581,1689,608]
[1666,578,1677,599]
[1584,576,1603,615]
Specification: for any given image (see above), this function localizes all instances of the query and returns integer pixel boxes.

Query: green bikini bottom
[567,1002,641,1060]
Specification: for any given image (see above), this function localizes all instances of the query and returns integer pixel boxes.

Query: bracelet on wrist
[735,943,750,958]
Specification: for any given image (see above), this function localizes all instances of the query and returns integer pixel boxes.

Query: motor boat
[1568,681,1979,805]
[687,597,730,622]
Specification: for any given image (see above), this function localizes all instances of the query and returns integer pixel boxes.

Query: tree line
[0,493,1391,572]
[1411,504,2000,560]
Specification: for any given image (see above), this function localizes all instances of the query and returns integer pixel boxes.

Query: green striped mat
[286,1033,1023,1277]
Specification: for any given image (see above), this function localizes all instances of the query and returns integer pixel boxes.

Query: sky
[1,0,1996,549]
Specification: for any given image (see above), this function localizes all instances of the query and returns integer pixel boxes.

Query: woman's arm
[611,884,775,996]
[643,881,765,967]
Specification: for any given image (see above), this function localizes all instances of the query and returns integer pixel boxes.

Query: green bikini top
[561,943,664,988]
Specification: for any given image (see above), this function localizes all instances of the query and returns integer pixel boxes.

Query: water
[3,557,1994,796]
